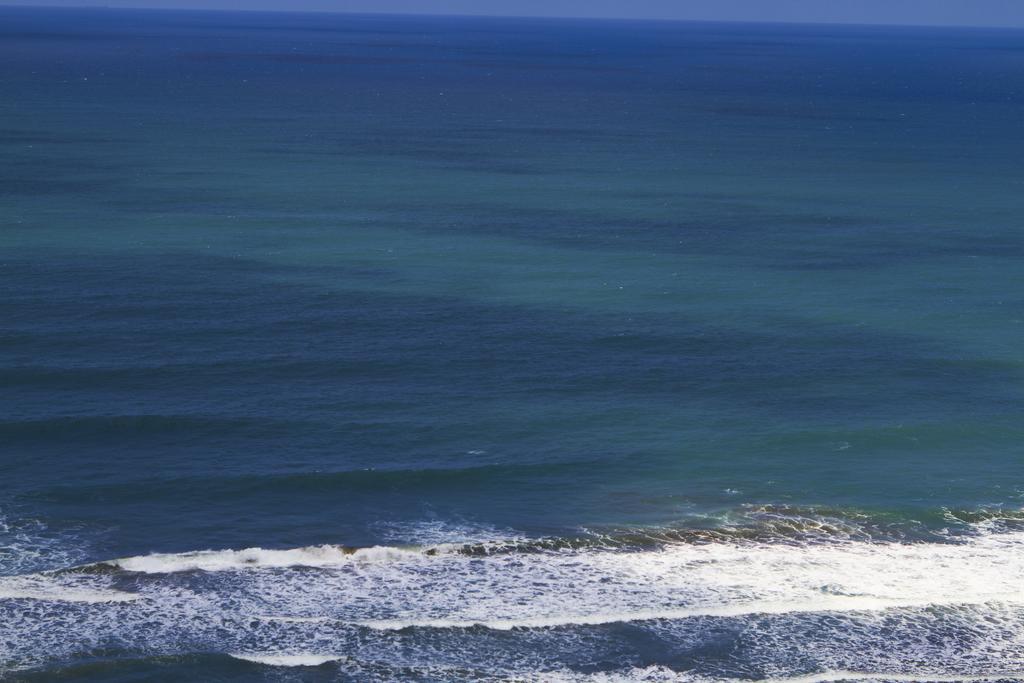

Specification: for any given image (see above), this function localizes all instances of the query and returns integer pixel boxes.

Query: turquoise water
[1,7,1024,681]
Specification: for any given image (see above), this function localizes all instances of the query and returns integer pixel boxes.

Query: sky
[6,0,1024,28]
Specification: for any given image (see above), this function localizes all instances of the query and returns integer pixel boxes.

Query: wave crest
[105,544,420,574]
[5,511,1024,678]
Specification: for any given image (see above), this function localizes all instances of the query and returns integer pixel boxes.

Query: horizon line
[3,2,1024,31]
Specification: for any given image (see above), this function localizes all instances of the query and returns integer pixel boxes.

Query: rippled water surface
[2,7,1024,681]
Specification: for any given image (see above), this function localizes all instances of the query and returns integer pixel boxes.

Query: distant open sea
[2,6,1023,681]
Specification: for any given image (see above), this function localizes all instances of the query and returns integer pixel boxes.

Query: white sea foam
[56,529,1024,634]
[0,509,89,576]
[0,586,137,604]
[107,543,421,573]
[229,653,346,666]
[0,576,137,603]
[3,529,1024,677]
[372,518,524,547]
[352,596,962,631]
[100,529,1024,622]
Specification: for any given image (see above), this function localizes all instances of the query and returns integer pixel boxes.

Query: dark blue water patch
[145,15,1024,106]
[8,8,1024,109]
[18,463,608,555]
[372,201,1024,270]
[4,8,1023,278]
[0,156,131,200]
[3,252,1018,500]
[4,654,349,683]
[0,415,303,446]
[0,130,124,146]
[3,248,1022,554]
[5,251,1018,420]
[17,444,1020,557]
[0,177,114,198]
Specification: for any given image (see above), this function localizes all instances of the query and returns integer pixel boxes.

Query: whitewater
[2,525,1023,679]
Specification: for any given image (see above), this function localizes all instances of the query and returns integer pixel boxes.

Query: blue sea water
[1,6,1024,681]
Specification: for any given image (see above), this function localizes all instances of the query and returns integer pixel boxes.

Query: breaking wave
[3,511,1024,679]
[104,544,420,573]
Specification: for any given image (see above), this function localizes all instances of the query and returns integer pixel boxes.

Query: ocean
[1,6,1023,681]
